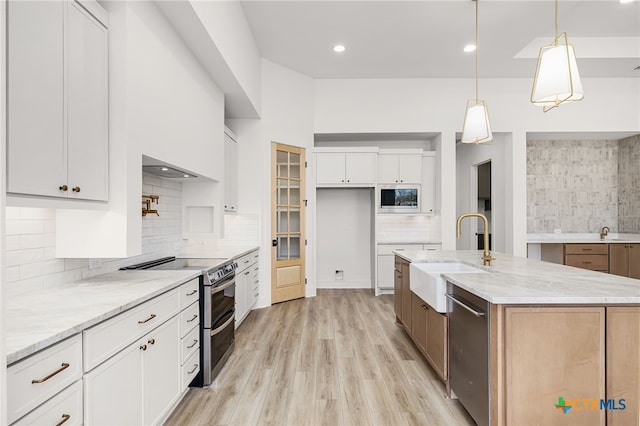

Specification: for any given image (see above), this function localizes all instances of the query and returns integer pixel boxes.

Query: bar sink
[409,263,487,313]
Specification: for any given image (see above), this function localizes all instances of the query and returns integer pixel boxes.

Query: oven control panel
[207,262,238,284]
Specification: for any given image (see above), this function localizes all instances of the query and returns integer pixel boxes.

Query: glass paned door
[271,143,306,304]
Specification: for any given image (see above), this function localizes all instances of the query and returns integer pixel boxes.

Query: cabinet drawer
[564,244,608,255]
[378,244,424,255]
[179,278,199,310]
[235,251,258,272]
[182,350,200,389]
[8,335,82,424]
[181,327,199,365]
[14,380,83,426]
[180,302,200,338]
[565,254,609,271]
[83,288,180,372]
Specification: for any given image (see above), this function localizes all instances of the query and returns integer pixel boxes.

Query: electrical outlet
[554,228,562,234]
[89,258,102,270]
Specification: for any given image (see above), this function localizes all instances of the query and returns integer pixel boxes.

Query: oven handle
[210,276,235,295]
[211,309,235,336]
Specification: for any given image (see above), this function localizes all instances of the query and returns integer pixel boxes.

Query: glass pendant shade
[531,32,583,112]
[461,99,493,144]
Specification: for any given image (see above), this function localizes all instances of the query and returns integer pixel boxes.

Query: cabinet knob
[140,344,147,351]
[148,338,155,345]
[341,179,344,183]
[400,180,403,182]
[59,185,68,191]
[72,186,81,193]
[225,205,227,208]
[347,180,350,182]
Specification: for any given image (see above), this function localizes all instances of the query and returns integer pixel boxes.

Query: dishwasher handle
[445,293,485,317]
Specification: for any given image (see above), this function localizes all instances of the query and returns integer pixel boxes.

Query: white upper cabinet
[7,0,108,202]
[224,130,238,212]
[422,153,436,214]
[316,152,376,186]
[377,154,422,184]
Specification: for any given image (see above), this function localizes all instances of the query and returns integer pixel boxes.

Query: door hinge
[303,199,308,207]
[305,161,308,168]
[305,278,308,284]
[305,239,308,246]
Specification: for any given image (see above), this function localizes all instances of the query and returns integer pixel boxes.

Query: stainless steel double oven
[121,256,238,386]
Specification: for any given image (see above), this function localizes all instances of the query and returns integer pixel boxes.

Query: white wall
[314,77,640,256]
[456,134,508,252]
[316,189,372,288]
[1,0,7,420]
[190,1,261,117]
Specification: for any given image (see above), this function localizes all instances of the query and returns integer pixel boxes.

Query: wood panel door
[271,143,306,304]
[606,307,640,426]
[609,244,629,277]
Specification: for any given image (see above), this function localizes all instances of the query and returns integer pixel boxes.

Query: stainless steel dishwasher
[446,283,490,426]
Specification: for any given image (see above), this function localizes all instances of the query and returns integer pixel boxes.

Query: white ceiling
[240,0,640,79]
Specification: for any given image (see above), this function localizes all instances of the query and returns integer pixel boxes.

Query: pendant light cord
[475,0,479,101]
[555,0,559,38]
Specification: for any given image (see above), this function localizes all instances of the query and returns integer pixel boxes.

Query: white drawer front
[179,278,199,310]
[8,335,83,424]
[14,380,83,426]
[235,250,258,273]
[83,288,180,372]
[377,244,424,255]
[181,351,200,389]
[181,327,199,365]
[180,302,199,338]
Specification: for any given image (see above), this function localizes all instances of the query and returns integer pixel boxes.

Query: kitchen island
[395,250,640,426]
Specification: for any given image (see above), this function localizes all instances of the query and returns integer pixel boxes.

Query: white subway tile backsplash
[5,173,184,294]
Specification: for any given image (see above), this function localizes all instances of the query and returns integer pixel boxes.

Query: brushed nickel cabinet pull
[244,271,250,275]
[72,186,81,193]
[188,364,198,374]
[187,340,198,349]
[421,304,428,310]
[56,414,71,426]
[582,248,592,251]
[244,260,250,264]
[148,338,155,345]
[138,314,156,324]
[140,344,147,351]
[187,314,198,323]
[59,185,68,191]
[31,363,70,384]
[186,289,197,296]
[582,261,592,265]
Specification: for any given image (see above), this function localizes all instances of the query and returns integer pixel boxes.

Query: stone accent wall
[527,139,619,233]
[618,134,640,232]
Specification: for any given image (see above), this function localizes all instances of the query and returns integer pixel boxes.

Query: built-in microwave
[379,185,421,213]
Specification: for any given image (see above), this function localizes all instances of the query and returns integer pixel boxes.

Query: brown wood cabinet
[394,256,411,329]
[503,307,606,426]
[410,292,427,353]
[564,244,609,272]
[425,306,447,380]
[606,307,640,425]
[609,244,640,279]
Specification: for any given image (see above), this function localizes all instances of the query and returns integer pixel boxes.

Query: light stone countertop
[528,233,640,243]
[6,270,199,365]
[395,250,640,305]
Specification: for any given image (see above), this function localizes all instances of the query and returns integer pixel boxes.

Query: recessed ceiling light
[333,44,346,53]
[620,0,634,4]
[161,167,169,171]
[464,44,476,53]
[183,174,190,178]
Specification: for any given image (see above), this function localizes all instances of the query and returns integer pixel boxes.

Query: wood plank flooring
[166,289,475,426]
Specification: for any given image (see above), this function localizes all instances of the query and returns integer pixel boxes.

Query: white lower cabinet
[14,380,83,426]
[235,250,260,328]
[84,315,181,426]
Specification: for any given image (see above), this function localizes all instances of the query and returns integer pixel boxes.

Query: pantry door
[271,143,306,304]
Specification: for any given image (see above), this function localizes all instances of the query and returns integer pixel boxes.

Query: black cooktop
[120,256,229,273]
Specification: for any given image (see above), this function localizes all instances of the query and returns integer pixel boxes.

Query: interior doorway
[476,161,492,250]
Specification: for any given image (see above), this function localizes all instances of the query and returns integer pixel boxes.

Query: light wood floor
[166,289,475,426]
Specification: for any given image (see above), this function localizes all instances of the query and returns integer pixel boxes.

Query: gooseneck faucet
[600,226,610,240]
[457,213,495,266]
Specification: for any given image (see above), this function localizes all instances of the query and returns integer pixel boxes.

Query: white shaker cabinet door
[345,153,376,184]
[66,2,108,201]
[143,316,181,426]
[398,155,422,184]
[316,153,346,184]
[7,1,66,197]
[84,341,143,426]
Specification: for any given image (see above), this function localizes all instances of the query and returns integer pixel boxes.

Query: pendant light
[461,0,492,144]
[530,0,584,112]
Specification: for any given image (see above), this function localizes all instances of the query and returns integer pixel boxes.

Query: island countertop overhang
[394,250,640,305]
